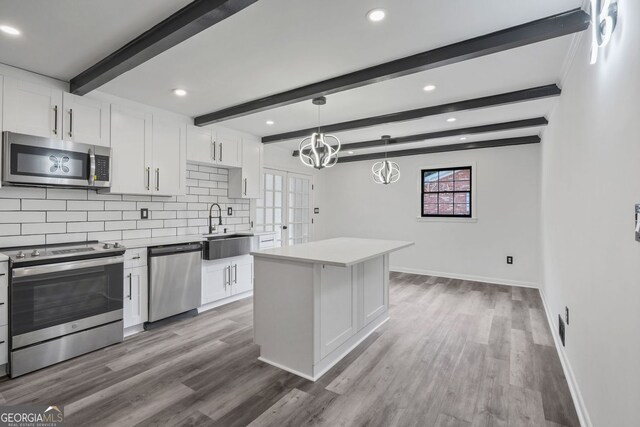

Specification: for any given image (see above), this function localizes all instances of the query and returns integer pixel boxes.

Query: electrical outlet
[558,315,566,346]
[227,207,233,216]
[565,306,570,325]
[506,256,513,264]
[140,208,149,220]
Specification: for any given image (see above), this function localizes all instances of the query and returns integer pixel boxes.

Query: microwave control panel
[95,155,110,182]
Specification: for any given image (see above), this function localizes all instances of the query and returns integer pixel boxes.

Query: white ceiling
[0,0,584,157]
[0,0,192,80]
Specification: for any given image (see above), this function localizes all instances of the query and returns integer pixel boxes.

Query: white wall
[316,144,542,286]
[540,2,640,426]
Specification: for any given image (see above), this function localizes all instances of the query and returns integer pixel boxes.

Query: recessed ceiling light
[348,151,354,154]
[460,137,467,141]
[0,25,20,36]
[266,120,274,126]
[367,9,386,22]
[423,84,436,92]
[446,117,457,123]
[173,88,187,97]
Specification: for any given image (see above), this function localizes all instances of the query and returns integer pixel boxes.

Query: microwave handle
[88,149,96,185]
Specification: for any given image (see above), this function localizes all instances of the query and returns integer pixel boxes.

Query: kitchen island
[251,237,413,381]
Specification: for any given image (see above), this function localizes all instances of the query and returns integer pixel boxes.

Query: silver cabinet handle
[88,148,95,185]
[146,167,150,190]
[155,168,160,191]
[131,256,140,260]
[0,273,5,276]
[68,108,73,137]
[244,178,247,196]
[211,141,214,161]
[53,105,58,135]
[234,264,237,284]
[219,142,223,162]
[213,140,217,161]
[128,273,133,300]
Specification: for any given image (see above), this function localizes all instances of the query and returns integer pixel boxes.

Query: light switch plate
[140,208,149,220]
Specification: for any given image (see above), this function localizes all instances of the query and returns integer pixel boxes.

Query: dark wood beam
[266,84,559,143]
[337,135,541,164]
[194,8,589,125]
[292,117,548,156]
[70,0,258,95]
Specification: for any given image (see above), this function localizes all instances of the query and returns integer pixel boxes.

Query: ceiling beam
[265,84,560,143]
[70,0,259,95]
[292,117,548,157]
[194,8,589,126]
[336,135,541,164]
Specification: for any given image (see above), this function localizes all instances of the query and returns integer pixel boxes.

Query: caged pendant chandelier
[299,97,341,170]
[372,135,400,185]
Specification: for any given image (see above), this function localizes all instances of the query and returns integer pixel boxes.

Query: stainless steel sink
[203,234,257,260]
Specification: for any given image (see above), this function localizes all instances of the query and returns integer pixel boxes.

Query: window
[421,166,472,217]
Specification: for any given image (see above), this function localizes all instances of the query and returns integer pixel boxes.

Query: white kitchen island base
[252,238,413,381]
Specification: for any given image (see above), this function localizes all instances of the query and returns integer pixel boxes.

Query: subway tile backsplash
[0,163,251,248]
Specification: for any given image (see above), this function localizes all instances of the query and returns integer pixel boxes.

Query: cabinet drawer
[258,234,276,250]
[0,285,6,327]
[0,262,7,283]
[0,327,7,365]
[124,248,147,268]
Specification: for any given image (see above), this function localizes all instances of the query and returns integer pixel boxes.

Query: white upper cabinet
[187,125,214,164]
[2,77,109,146]
[108,106,185,196]
[3,77,62,139]
[216,129,242,168]
[187,125,242,168]
[152,115,185,196]
[62,92,110,147]
[109,104,152,195]
[229,136,262,199]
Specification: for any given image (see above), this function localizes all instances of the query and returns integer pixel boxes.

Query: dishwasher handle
[148,242,203,257]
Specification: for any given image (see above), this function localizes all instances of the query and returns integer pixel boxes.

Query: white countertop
[0,253,7,262]
[251,237,414,267]
[109,230,275,249]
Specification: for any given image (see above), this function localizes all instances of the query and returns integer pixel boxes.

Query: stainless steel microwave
[2,131,111,188]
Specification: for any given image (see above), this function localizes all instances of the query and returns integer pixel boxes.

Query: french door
[255,168,312,247]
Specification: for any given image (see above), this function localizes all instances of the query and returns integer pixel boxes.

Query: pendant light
[372,135,400,185]
[299,97,341,169]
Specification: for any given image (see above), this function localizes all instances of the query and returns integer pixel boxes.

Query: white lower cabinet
[123,265,148,328]
[202,255,253,305]
[319,265,357,358]
[202,258,231,304]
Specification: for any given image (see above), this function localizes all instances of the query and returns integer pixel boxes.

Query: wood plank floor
[0,273,580,427]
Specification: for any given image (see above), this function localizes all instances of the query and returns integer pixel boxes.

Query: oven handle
[89,148,96,186]
[12,256,124,278]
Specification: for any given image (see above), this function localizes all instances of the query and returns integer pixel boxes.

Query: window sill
[416,217,478,223]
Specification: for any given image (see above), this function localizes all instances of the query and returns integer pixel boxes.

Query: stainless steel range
[3,241,125,377]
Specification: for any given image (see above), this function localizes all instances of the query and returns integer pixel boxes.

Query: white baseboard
[198,290,253,313]
[538,288,592,427]
[257,357,316,382]
[124,324,144,338]
[391,266,540,289]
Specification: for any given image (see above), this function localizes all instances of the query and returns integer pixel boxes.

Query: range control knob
[31,249,40,257]
[114,242,121,248]
[103,243,112,249]
[16,251,25,259]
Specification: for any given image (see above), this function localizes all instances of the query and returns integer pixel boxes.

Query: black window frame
[421,166,472,218]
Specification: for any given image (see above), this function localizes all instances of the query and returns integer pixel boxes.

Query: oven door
[2,131,95,187]
[10,256,124,349]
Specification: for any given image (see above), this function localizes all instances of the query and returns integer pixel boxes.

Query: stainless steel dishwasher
[147,242,203,324]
